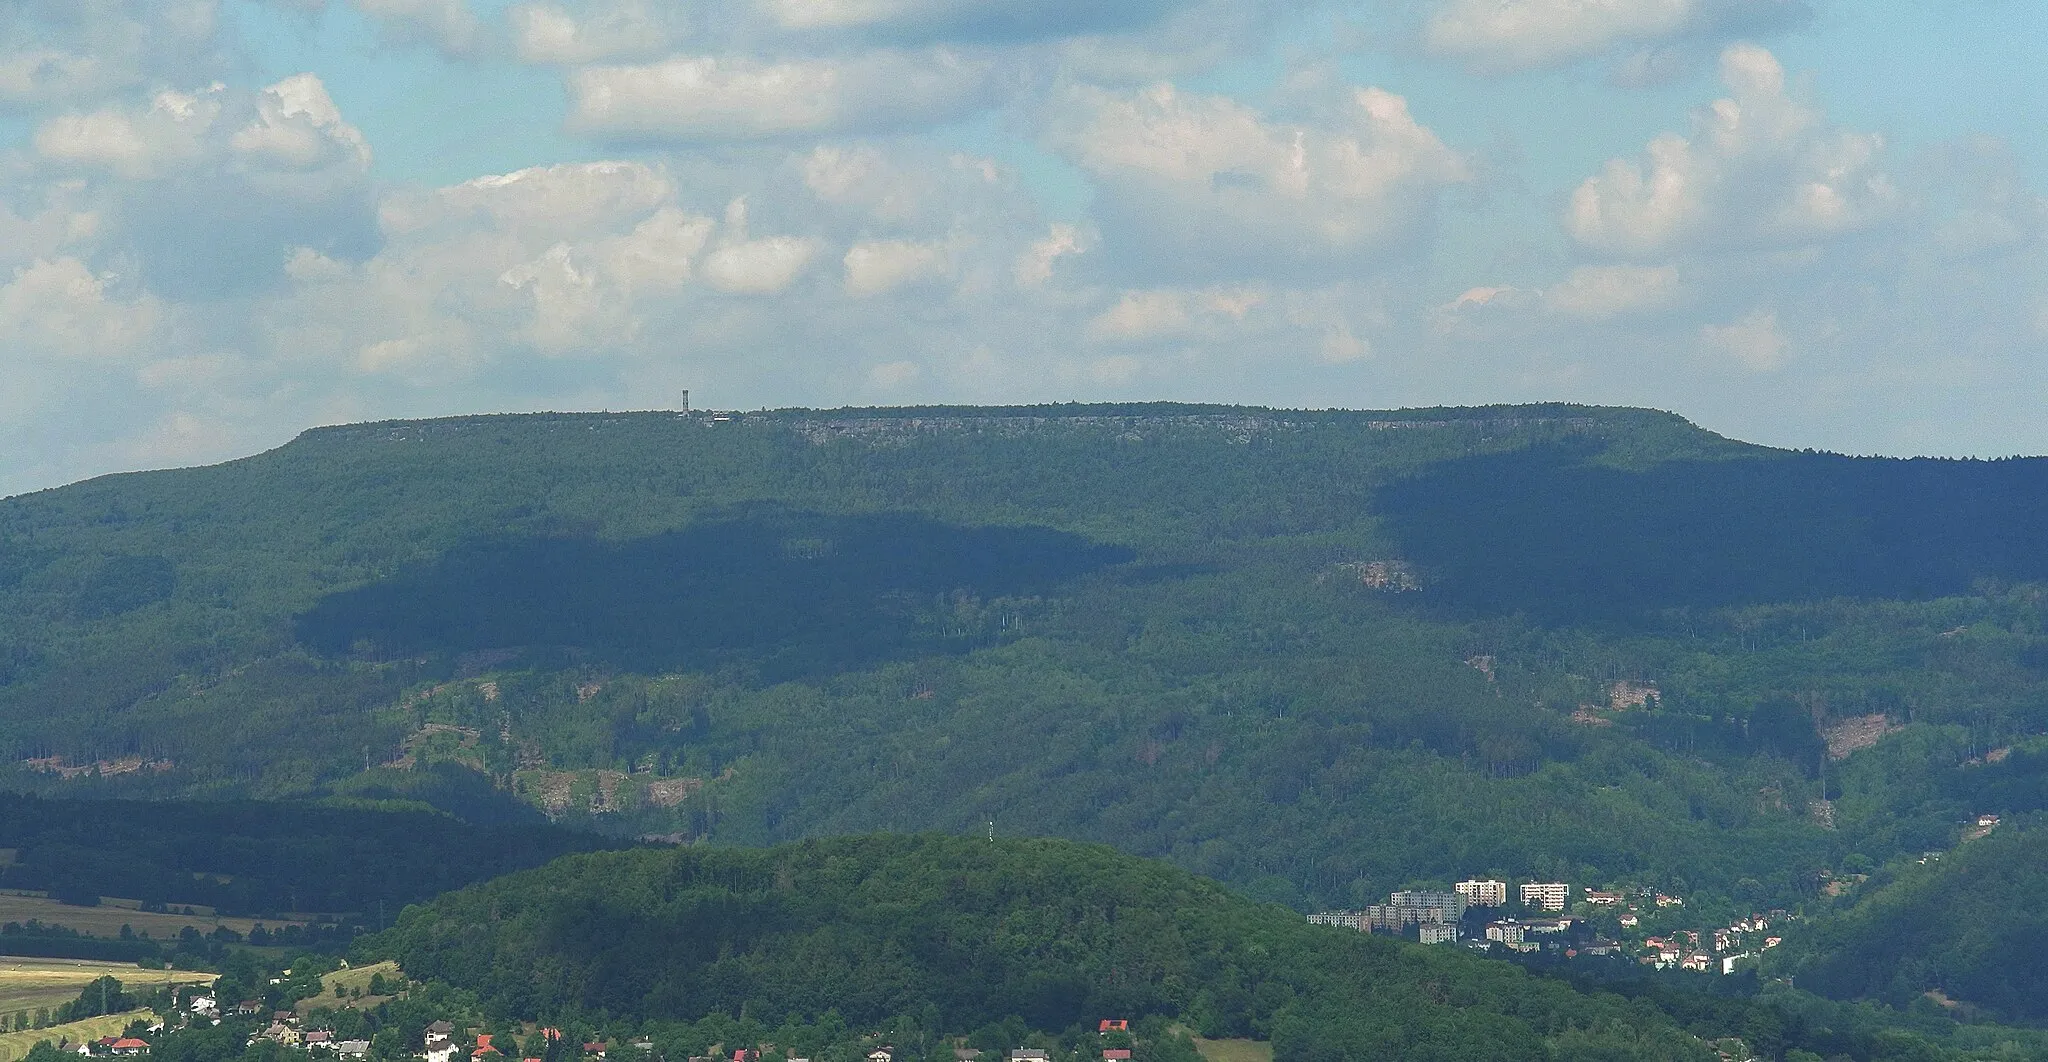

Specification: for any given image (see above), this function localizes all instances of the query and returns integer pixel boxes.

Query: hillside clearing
[297,961,404,1016]
[1190,1038,1273,1062]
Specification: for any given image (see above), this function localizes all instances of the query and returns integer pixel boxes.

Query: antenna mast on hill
[678,389,690,413]
[987,819,994,843]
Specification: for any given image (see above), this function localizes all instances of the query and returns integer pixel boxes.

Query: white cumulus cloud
[1014,223,1089,287]
[0,257,162,362]
[230,74,373,185]
[866,358,921,388]
[760,0,1013,30]
[566,51,998,141]
[0,0,229,107]
[34,87,221,179]
[1084,286,1269,343]
[1421,0,1807,74]
[1701,309,1789,370]
[844,239,952,297]
[36,75,371,186]
[1051,81,1468,279]
[353,0,484,54]
[803,145,931,224]
[1568,44,1898,257]
[700,199,820,294]
[1543,264,1682,319]
[755,0,1191,43]
[508,0,684,64]
[399,160,676,242]
[26,74,377,299]
[703,238,820,293]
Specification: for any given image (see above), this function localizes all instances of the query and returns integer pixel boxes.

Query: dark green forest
[7,404,2048,1027]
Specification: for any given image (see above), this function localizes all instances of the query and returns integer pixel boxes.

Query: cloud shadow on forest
[296,509,1134,680]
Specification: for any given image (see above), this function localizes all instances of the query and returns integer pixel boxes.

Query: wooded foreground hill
[1780,820,2048,1023]
[368,833,1999,1062]
[4,403,2048,942]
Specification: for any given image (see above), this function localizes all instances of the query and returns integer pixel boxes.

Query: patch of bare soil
[1608,681,1659,710]
[643,777,702,807]
[1316,560,1420,591]
[1823,714,1895,760]
[22,756,173,780]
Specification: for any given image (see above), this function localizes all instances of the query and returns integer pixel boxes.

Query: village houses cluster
[48,967,1163,1062]
[57,1033,154,1058]
[164,990,372,1060]
[1309,878,1790,975]
[153,987,1148,1062]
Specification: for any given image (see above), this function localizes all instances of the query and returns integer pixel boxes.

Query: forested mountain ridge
[5,402,2048,934]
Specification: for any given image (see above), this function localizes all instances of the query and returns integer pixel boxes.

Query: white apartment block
[1456,879,1508,907]
[1390,890,1467,924]
[1520,881,1570,911]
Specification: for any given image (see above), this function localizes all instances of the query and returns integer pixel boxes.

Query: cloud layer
[1,0,2045,496]
[1439,39,2047,418]
[1421,0,1809,75]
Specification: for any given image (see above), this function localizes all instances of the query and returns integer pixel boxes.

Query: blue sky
[2,0,2045,496]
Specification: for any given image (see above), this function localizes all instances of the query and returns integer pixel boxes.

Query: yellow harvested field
[0,894,293,939]
[0,958,212,1017]
[0,1008,156,1062]
[1191,1039,1273,1062]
